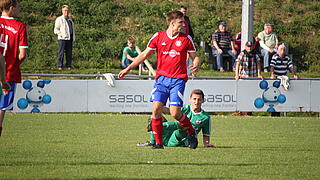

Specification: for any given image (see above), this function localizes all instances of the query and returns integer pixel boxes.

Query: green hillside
[17,0,320,73]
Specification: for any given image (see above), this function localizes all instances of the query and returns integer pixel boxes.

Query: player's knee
[170,111,182,120]
[152,108,163,118]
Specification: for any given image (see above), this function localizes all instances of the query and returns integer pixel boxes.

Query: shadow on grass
[76,178,230,180]
[70,161,257,167]
[0,161,257,167]
[216,146,318,152]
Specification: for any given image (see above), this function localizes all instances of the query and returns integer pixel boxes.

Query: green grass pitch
[0,113,320,180]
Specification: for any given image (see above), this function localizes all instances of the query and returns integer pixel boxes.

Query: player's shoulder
[178,33,191,39]
[182,104,191,111]
[182,104,190,108]
[10,18,26,27]
[156,30,167,36]
[18,21,27,27]
[201,110,211,119]
[186,34,194,42]
[149,31,162,40]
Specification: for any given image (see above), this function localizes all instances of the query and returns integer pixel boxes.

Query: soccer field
[0,113,320,180]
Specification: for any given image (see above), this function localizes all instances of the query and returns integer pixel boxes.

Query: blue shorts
[122,58,132,68]
[0,82,17,110]
[150,76,185,106]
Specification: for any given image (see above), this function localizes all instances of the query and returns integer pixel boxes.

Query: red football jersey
[147,30,196,81]
[0,16,28,83]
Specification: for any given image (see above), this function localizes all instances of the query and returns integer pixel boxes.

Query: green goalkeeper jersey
[182,104,211,136]
[150,104,211,146]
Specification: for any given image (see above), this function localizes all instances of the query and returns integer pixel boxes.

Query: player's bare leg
[170,106,198,149]
[151,101,164,149]
[0,110,6,136]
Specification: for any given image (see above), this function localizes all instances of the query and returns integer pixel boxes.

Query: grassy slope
[0,113,319,179]
[18,0,320,75]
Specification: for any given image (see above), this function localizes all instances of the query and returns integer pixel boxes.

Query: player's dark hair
[0,0,19,11]
[191,89,205,99]
[180,5,187,10]
[166,10,184,25]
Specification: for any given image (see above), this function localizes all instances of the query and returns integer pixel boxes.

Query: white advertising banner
[88,80,237,112]
[311,81,320,112]
[237,80,311,112]
[14,80,88,112]
[12,79,320,113]
[88,80,153,112]
[185,80,237,112]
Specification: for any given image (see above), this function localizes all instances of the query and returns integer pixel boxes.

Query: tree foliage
[18,0,320,72]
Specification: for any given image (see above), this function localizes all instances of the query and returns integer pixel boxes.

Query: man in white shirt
[54,5,75,70]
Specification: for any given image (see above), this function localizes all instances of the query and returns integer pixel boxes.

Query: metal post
[241,0,254,50]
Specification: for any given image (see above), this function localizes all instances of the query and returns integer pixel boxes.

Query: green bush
[16,0,320,73]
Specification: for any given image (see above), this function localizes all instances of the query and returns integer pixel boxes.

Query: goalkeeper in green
[138,89,215,148]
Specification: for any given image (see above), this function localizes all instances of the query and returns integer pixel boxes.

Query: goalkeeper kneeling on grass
[138,89,215,148]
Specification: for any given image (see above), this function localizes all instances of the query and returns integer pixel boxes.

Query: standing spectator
[179,5,194,39]
[270,43,299,80]
[212,21,237,72]
[0,0,28,136]
[118,10,200,149]
[235,41,263,116]
[179,5,194,76]
[257,23,278,72]
[121,36,140,69]
[54,5,75,70]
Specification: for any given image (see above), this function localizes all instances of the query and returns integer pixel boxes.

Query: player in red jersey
[0,0,28,136]
[118,10,200,149]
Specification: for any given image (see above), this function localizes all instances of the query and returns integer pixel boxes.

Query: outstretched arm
[188,52,200,76]
[234,60,240,80]
[289,66,300,80]
[0,55,11,94]
[257,60,264,79]
[19,48,27,64]
[203,135,215,148]
[270,66,276,79]
[118,48,154,79]
[125,51,135,61]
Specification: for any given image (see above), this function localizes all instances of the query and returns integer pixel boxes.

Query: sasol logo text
[204,94,236,103]
[109,95,149,103]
